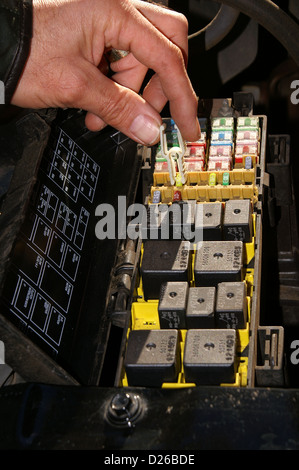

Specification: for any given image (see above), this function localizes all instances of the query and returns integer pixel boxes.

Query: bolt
[107,392,142,428]
[111,392,131,414]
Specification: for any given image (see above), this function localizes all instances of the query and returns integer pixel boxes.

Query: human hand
[12,0,200,145]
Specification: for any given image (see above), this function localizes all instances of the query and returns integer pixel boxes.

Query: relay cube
[141,240,191,300]
[183,329,237,385]
[124,329,180,387]
[194,240,243,287]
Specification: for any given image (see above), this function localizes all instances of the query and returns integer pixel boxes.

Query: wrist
[0,0,33,103]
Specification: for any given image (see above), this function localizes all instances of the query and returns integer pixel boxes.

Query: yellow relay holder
[120,114,266,390]
[121,239,253,389]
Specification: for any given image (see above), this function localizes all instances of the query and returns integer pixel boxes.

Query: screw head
[107,392,143,428]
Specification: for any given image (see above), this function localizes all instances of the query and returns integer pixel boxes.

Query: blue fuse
[244,156,253,169]
[211,130,233,142]
[152,190,161,204]
[169,118,176,129]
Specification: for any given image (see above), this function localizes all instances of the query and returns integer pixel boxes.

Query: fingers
[110,53,148,93]
[142,73,168,114]
[109,2,191,117]
[76,60,162,145]
[132,0,189,63]
[131,0,196,123]
[13,0,200,145]
[110,52,168,116]
[86,53,148,133]
[112,2,200,142]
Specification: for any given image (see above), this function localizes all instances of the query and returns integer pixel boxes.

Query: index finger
[132,0,189,63]
[113,3,200,141]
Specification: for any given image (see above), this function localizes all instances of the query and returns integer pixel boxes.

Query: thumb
[76,61,162,145]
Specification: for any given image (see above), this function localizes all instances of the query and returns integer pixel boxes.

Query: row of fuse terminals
[151,116,261,203]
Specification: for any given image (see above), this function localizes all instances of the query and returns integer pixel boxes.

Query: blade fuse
[159,122,186,185]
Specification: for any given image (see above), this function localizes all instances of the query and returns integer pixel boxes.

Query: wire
[205,0,299,66]
[188,4,240,51]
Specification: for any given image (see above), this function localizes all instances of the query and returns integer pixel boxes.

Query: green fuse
[172,136,179,148]
[222,172,230,186]
[209,172,217,186]
[155,144,166,162]
[237,116,259,128]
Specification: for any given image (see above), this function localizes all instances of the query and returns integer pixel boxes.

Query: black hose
[210,0,299,66]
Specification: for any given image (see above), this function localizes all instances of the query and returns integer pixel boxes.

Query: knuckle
[175,11,189,33]
[100,87,134,128]
[55,68,88,107]
[168,42,185,67]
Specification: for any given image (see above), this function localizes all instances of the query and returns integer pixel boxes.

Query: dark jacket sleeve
[0,0,32,104]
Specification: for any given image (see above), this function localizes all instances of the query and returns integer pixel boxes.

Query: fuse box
[117,107,270,391]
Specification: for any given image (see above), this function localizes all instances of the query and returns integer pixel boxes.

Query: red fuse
[173,190,182,201]
[234,155,244,165]
[236,129,260,142]
[186,146,205,159]
[235,142,259,156]
[208,156,232,171]
[209,145,232,158]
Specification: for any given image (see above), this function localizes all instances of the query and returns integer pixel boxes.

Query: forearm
[0,0,32,103]
[2,0,199,144]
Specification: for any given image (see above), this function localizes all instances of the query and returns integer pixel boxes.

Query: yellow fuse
[175,173,183,187]
[208,172,217,186]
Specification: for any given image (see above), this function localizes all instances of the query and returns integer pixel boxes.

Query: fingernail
[130,114,160,145]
